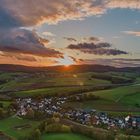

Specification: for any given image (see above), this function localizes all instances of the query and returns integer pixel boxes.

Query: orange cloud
[0,52,58,67]
[1,0,140,27]
[123,31,140,37]
[1,0,107,26]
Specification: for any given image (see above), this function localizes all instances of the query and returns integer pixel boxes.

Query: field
[87,85,140,103]
[0,67,140,139]
[0,71,140,112]
[0,72,110,92]
[0,101,11,108]
[0,117,40,139]
[80,84,140,107]
[64,84,140,114]
[13,86,91,97]
[62,72,140,115]
[41,133,92,140]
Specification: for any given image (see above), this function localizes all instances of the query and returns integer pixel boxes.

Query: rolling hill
[0,64,139,73]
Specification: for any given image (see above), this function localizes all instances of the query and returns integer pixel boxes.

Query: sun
[57,55,75,66]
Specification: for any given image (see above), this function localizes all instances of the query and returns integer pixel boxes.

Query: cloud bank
[79,58,140,67]
[0,0,139,66]
[1,0,140,28]
[0,28,62,57]
[67,42,128,55]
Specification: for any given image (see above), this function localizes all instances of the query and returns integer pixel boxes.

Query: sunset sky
[0,0,140,67]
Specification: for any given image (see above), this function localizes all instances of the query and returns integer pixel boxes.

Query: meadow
[0,69,139,139]
[0,72,110,91]
[41,133,92,140]
[62,72,140,115]
[85,84,140,107]
[0,116,40,139]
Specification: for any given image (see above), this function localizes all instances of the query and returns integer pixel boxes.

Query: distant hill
[0,64,139,73]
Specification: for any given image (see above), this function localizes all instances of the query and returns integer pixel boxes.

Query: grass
[0,71,119,91]
[47,72,111,86]
[86,85,140,104]
[64,99,140,117]
[0,71,139,139]
[64,99,124,110]
[63,84,140,114]
[13,86,94,97]
[12,72,140,112]
[41,133,92,140]
[0,116,40,139]
[0,71,138,93]
[0,101,11,108]
[12,72,126,98]
[0,72,20,81]
[0,72,110,92]
[119,92,140,106]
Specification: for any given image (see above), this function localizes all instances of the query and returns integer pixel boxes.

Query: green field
[13,86,95,97]
[41,133,92,140]
[120,92,140,106]
[86,84,140,106]
[0,117,40,139]
[64,84,140,114]
[0,72,110,92]
[0,101,11,108]
[0,71,140,139]
[0,71,139,111]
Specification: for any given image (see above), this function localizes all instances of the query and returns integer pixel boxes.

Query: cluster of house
[65,110,137,130]
[15,97,67,116]
[63,108,140,130]
[15,97,140,130]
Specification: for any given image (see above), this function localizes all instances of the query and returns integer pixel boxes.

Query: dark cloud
[67,42,128,56]
[79,58,140,67]
[113,58,140,62]
[0,6,21,28]
[63,37,77,42]
[68,42,111,50]
[69,56,80,63]
[64,36,101,43]
[83,36,100,42]
[0,29,62,58]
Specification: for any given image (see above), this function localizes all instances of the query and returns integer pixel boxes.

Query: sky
[0,0,140,67]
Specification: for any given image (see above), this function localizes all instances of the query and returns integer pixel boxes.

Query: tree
[30,129,41,140]
[0,103,3,108]
[26,108,35,119]
[0,108,6,118]
[38,121,46,132]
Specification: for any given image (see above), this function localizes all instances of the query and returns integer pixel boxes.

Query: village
[15,97,140,131]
